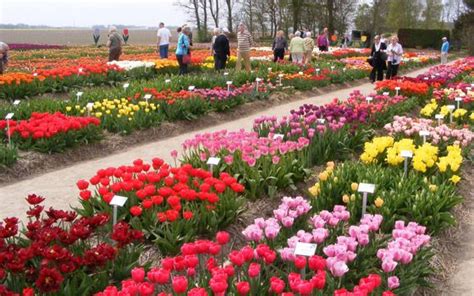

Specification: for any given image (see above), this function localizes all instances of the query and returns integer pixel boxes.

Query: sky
[0,0,189,27]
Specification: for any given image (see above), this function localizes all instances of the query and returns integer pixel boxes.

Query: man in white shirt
[157,22,171,59]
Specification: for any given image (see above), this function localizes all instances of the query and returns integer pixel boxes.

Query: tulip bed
[0,48,441,167]
[0,54,472,295]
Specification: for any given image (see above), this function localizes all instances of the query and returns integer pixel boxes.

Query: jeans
[176,54,188,75]
[159,44,169,59]
[386,62,399,79]
[273,48,285,62]
[236,51,251,72]
[214,55,227,70]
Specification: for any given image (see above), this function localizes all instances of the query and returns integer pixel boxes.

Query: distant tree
[354,0,389,36]
[421,0,444,29]
[453,0,474,54]
[386,0,422,30]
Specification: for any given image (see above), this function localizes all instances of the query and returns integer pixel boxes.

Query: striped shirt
[237,30,253,52]
[304,37,314,52]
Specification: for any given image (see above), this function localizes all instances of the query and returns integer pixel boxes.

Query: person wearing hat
[213,28,230,70]
[0,42,9,74]
[106,26,124,61]
[441,37,449,64]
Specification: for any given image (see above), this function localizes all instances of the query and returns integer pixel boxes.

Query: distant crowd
[0,24,451,81]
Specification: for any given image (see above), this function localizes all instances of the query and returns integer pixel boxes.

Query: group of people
[368,35,450,83]
[272,28,331,65]
[0,42,9,75]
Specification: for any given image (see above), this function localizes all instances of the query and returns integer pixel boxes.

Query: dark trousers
[370,61,385,82]
[273,48,285,62]
[386,62,399,79]
[176,54,188,75]
[318,46,328,52]
[159,44,169,59]
[214,55,227,70]
[108,47,122,62]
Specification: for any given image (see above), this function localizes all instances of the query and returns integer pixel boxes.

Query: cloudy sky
[0,0,189,27]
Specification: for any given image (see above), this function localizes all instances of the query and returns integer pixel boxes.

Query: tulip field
[0,44,473,296]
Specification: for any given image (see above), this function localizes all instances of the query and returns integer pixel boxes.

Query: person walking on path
[157,22,171,59]
[213,28,230,70]
[303,32,315,65]
[106,26,124,62]
[441,37,449,64]
[317,28,329,52]
[386,36,403,79]
[236,23,254,72]
[289,31,305,64]
[369,35,387,83]
[176,26,191,75]
[0,42,9,74]
[272,30,288,62]
[341,34,350,48]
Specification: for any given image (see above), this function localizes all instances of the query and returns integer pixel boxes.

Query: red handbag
[183,53,191,64]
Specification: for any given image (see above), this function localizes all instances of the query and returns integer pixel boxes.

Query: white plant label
[207,157,221,166]
[366,97,373,102]
[419,130,430,137]
[13,100,20,105]
[273,134,284,140]
[33,73,38,77]
[144,94,152,100]
[267,67,272,72]
[77,92,84,97]
[455,97,463,102]
[223,72,229,76]
[5,113,14,120]
[256,78,262,82]
[317,118,326,124]
[123,83,130,89]
[165,79,171,83]
[331,66,335,70]
[358,183,375,194]
[188,86,195,91]
[382,92,389,96]
[86,102,94,110]
[110,195,128,207]
[298,71,304,75]
[435,114,444,119]
[294,242,317,257]
[395,87,401,90]
[447,105,455,111]
[401,150,413,158]
[278,74,284,78]
[226,81,233,85]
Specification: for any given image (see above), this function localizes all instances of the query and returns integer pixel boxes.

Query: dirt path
[0,65,444,221]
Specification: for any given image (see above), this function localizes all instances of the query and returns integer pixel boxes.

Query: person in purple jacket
[317,28,329,52]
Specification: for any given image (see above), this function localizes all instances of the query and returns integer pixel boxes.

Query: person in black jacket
[213,28,230,71]
[369,35,387,83]
[272,30,288,62]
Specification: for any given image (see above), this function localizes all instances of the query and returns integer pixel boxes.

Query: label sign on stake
[366,96,373,102]
[123,83,130,89]
[226,81,233,91]
[447,105,455,123]
[207,157,221,174]
[188,86,195,91]
[255,78,262,92]
[317,118,326,124]
[358,183,375,216]
[401,150,413,177]
[395,87,401,96]
[76,92,83,102]
[13,100,20,106]
[5,113,14,147]
[278,74,284,86]
[144,94,152,100]
[382,92,389,96]
[294,242,317,257]
[165,79,171,83]
[110,195,128,226]
[419,130,430,143]
[223,72,229,76]
[455,97,462,109]
[435,114,444,126]
[298,71,304,75]
[5,113,14,120]
[331,66,335,70]
[267,67,272,72]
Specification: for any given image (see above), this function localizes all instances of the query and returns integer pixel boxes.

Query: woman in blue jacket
[176,26,191,75]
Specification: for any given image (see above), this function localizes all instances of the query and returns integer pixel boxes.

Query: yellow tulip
[374,197,384,208]
[351,183,358,191]
[342,194,349,203]
[65,106,72,112]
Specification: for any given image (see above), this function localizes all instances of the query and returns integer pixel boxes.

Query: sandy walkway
[0,65,444,221]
